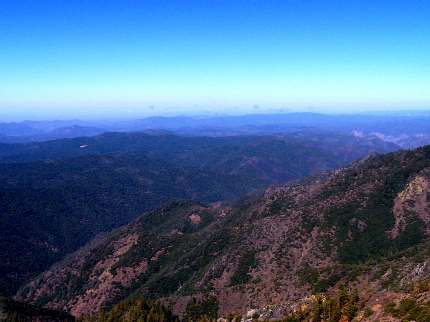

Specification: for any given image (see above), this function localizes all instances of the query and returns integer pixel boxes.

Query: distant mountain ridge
[1,112,430,147]
[0,125,106,143]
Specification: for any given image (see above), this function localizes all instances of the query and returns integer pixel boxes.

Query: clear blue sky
[0,0,429,119]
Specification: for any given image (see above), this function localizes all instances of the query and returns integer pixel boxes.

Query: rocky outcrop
[391,172,430,238]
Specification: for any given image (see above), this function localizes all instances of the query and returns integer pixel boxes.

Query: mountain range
[0,131,395,297]
[14,143,430,321]
[1,112,430,148]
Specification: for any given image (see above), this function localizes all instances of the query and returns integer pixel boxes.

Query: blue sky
[0,0,429,119]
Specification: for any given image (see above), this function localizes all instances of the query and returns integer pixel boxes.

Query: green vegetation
[183,295,219,321]
[322,148,430,265]
[78,297,179,322]
[384,297,430,322]
[282,287,360,322]
[267,197,295,217]
[297,264,320,286]
[230,250,258,286]
[297,264,347,293]
[364,307,373,318]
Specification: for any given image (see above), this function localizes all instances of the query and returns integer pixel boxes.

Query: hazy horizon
[1,107,430,123]
[1,0,429,120]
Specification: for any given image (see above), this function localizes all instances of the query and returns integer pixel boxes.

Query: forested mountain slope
[18,145,430,321]
[0,132,394,296]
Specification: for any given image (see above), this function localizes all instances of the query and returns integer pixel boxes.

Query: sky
[0,0,429,120]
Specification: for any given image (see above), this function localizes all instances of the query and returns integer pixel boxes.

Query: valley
[0,131,394,297]
[10,142,430,321]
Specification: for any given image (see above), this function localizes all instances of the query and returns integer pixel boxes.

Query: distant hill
[0,125,105,143]
[0,130,397,165]
[18,145,430,321]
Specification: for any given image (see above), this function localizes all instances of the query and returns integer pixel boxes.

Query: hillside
[0,154,249,296]
[17,145,430,321]
[0,132,394,296]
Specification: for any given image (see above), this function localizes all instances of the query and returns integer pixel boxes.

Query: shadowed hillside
[0,297,74,322]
